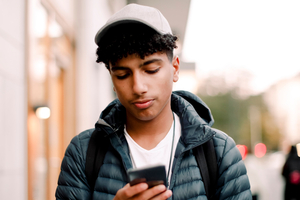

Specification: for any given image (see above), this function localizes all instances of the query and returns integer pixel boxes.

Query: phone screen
[127,165,167,187]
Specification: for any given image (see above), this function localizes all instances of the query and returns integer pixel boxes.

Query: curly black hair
[96,23,178,69]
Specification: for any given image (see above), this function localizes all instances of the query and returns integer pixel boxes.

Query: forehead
[109,52,170,69]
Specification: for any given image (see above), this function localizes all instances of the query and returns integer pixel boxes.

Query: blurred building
[0,0,124,200]
[0,0,192,200]
[0,0,27,199]
[26,1,124,200]
[264,73,300,151]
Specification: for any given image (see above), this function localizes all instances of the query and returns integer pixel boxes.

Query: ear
[172,56,180,82]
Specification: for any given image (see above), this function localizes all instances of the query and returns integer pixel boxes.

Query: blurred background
[1,0,300,199]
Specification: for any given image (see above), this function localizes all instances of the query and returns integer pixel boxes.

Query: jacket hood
[96,91,214,143]
[171,90,214,127]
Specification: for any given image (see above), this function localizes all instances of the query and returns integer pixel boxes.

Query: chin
[132,110,158,122]
[136,114,156,122]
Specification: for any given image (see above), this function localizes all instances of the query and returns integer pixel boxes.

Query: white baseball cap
[95,4,172,45]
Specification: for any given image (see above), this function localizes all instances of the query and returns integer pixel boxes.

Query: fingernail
[157,185,166,191]
[167,190,172,196]
[140,183,148,190]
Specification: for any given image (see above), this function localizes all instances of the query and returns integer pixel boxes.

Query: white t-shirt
[124,113,181,184]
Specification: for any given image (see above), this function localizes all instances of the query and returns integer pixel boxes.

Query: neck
[125,108,173,150]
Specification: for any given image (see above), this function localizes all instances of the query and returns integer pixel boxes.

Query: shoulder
[64,129,95,163]
[212,128,237,153]
[56,129,95,199]
[76,129,94,147]
[211,128,242,166]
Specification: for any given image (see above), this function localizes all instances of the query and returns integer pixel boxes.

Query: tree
[197,69,281,152]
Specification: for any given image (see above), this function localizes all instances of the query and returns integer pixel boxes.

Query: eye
[116,74,129,79]
[146,68,160,74]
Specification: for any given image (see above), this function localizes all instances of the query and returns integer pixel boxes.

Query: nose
[132,73,147,95]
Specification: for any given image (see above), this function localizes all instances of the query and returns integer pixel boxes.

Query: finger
[150,189,172,200]
[135,185,170,200]
[116,183,148,199]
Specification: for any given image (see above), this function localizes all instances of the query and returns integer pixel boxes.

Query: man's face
[109,52,179,123]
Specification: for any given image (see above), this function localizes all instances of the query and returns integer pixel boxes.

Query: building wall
[264,74,300,150]
[0,0,27,199]
[75,0,126,133]
[0,0,127,200]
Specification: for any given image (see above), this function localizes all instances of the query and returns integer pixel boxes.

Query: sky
[182,0,300,94]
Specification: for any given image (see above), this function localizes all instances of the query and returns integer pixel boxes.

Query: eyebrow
[111,58,163,71]
[141,58,162,67]
[110,66,128,72]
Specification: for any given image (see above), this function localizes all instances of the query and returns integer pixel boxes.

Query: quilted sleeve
[213,130,252,200]
[55,133,92,200]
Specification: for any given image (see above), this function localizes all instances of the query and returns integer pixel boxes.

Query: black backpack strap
[85,129,109,190]
[193,138,217,200]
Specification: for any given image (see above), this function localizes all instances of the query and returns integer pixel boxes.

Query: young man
[56,4,252,200]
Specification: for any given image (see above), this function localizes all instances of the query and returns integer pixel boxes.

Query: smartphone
[127,165,167,188]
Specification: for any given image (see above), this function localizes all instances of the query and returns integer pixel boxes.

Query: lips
[132,99,154,109]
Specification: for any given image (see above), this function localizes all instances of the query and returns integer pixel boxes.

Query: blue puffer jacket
[56,91,252,200]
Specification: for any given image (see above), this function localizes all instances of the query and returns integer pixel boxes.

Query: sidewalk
[244,152,286,200]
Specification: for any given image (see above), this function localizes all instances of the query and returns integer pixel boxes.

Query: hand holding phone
[127,165,167,188]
